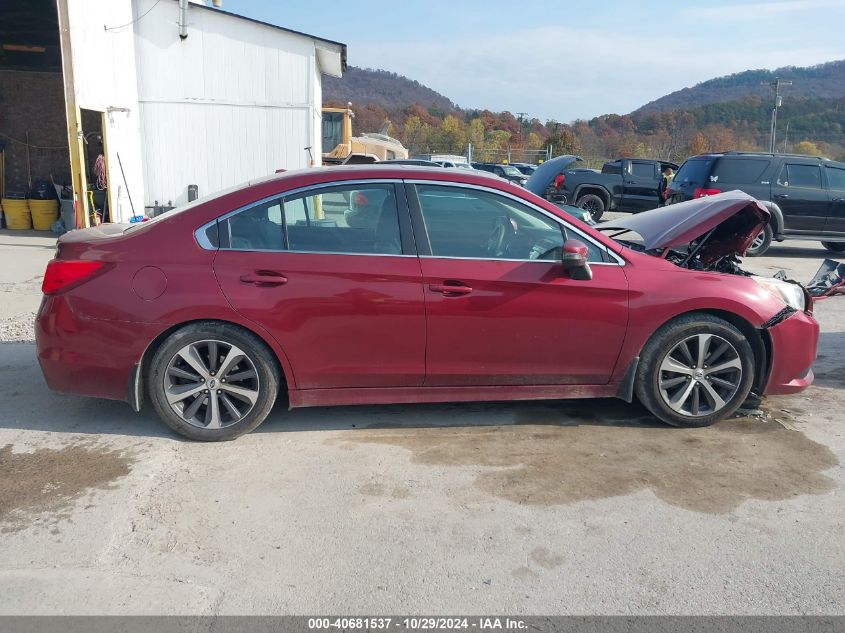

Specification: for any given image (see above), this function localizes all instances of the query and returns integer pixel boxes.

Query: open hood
[597,190,770,265]
[524,155,582,196]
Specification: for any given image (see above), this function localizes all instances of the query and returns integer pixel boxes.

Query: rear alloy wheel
[148,323,280,441]
[635,314,754,427]
[821,241,845,253]
[576,194,606,222]
[746,224,773,257]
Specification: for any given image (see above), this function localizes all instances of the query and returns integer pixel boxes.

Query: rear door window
[218,183,403,255]
[674,159,714,184]
[711,159,769,184]
[630,162,655,179]
[284,184,402,254]
[825,166,845,190]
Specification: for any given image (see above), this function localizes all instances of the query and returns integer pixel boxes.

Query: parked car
[511,163,538,176]
[37,167,820,441]
[548,157,679,221]
[667,151,845,256]
[472,163,529,186]
[381,159,442,167]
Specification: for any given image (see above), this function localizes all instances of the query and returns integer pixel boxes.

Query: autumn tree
[793,140,822,155]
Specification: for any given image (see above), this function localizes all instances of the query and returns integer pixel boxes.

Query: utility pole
[764,77,792,153]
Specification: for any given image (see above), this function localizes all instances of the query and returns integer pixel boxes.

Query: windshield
[322,112,344,152]
[501,165,522,177]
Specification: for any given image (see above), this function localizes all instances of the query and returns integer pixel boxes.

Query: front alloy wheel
[635,314,755,427]
[657,334,742,417]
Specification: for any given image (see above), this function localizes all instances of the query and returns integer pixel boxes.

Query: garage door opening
[0,0,71,230]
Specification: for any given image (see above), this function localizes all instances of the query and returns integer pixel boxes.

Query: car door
[621,161,660,211]
[771,161,829,232]
[823,164,845,234]
[408,182,629,387]
[212,181,426,390]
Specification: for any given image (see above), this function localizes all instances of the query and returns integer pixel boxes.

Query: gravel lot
[0,227,843,615]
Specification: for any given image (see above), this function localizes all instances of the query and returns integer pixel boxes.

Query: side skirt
[289,383,622,409]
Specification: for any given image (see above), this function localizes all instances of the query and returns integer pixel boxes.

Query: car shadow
[256,397,664,435]
[1,343,663,439]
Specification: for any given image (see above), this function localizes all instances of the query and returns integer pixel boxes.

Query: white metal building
[0,0,345,225]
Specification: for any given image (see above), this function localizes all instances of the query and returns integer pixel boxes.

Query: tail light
[42,260,107,295]
[693,187,721,198]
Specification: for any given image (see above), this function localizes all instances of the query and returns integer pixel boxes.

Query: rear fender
[761,200,785,237]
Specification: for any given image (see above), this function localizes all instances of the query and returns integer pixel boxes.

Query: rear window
[711,158,769,184]
[674,159,714,185]
[601,160,622,175]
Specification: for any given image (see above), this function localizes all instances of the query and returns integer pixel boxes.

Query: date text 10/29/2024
[308,617,528,630]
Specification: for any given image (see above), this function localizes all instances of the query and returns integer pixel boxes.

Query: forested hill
[320,60,845,163]
[635,60,845,113]
[323,66,456,112]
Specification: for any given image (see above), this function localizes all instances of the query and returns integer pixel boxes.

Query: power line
[0,131,67,151]
[104,0,162,33]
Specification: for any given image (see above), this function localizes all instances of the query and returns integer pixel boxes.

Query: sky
[223,0,845,122]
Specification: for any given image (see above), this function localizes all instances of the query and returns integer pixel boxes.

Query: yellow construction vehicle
[321,104,408,165]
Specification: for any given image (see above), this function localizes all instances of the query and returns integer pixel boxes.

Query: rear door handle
[429,282,472,296]
[774,194,789,199]
[240,271,288,286]
[833,197,845,203]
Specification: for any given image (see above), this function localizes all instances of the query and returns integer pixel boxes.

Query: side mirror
[562,239,592,280]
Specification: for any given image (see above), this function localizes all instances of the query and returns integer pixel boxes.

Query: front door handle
[833,197,845,203]
[240,271,288,286]
[429,282,472,296]
[774,194,789,199]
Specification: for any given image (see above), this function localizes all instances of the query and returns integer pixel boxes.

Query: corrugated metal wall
[133,0,320,208]
[65,0,145,222]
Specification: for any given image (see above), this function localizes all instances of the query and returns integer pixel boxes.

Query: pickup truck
[553,157,679,221]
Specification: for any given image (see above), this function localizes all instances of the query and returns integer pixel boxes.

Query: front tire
[746,224,773,257]
[635,314,755,428]
[821,241,845,253]
[576,193,606,222]
[148,322,280,441]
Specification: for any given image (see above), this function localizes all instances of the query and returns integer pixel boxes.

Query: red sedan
[36,166,818,440]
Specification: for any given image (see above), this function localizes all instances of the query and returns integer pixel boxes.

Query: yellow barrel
[28,199,59,231]
[1,198,32,230]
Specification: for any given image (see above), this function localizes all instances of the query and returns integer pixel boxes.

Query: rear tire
[148,322,280,441]
[576,193,606,222]
[821,241,845,253]
[635,314,755,428]
[746,224,773,257]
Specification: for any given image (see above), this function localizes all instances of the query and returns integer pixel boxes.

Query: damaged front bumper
[763,309,819,396]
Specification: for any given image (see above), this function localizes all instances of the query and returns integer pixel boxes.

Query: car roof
[249,164,508,191]
[689,151,832,162]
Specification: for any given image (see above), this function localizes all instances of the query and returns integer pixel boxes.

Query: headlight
[753,277,806,311]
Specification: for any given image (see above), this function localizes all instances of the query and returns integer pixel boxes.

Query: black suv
[668,152,845,256]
